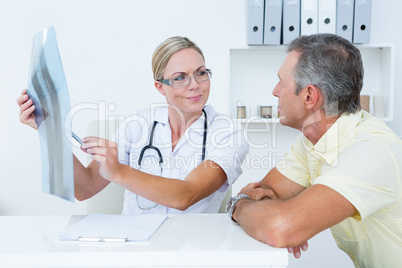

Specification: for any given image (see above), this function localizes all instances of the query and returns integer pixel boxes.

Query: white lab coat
[115,104,249,214]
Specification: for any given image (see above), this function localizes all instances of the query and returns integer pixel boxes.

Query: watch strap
[227,193,250,222]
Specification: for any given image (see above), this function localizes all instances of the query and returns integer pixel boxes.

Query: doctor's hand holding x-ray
[17,36,248,214]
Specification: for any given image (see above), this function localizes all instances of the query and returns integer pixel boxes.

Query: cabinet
[228,44,395,123]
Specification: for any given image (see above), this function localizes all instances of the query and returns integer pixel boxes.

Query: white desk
[0,214,288,268]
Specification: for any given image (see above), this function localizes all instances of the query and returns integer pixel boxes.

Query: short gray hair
[287,34,363,117]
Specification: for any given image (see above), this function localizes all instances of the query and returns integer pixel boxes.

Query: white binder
[283,0,301,44]
[247,0,265,45]
[301,0,318,35]
[264,0,283,45]
[318,0,336,33]
[336,0,355,42]
[353,0,372,43]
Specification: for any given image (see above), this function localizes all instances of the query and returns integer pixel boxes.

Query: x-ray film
[27,26,75,202]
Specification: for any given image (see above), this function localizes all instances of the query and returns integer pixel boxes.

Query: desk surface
[0,214,288,268]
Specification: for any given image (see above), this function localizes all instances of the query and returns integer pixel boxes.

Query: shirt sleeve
[276,134,312,187]
[314,140,401,220]
[205,115,249,188]
[113,111,150,166]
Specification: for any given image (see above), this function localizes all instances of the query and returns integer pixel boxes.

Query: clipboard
[59,213,168,242]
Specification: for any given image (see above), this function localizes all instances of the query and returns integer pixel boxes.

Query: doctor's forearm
[114,165,195,210]
[73,156,110,201]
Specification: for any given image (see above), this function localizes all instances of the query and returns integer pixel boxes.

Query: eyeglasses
[159,69,212,88]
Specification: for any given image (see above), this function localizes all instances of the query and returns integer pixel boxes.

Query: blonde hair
[152,36,204,81]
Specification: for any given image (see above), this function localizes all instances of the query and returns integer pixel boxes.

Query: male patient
[227,34,402,268]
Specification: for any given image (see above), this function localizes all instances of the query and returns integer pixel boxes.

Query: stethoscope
[136,109,208,210]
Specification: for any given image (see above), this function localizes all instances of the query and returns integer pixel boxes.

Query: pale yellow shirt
[276,110,402,268]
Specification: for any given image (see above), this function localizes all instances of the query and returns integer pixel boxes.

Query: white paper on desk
[59,214,168,242]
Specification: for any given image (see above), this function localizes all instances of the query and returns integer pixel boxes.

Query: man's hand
[288,241,308,258]
[239,182,277,200]
[239,181,309,259]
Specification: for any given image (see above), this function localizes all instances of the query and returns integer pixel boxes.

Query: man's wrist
[232,198,250,223]
[226,193,250,222]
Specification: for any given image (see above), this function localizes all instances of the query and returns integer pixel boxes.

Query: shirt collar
[188,105,214,135]
[152,105,169,126]
[302,110,365,165]
[150,104,213,135]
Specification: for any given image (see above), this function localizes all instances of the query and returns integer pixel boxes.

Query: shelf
[228,44,395,122]
[236,117,279,124]
[235,116,280,133]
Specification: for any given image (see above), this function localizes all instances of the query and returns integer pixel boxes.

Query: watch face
[227,197,235,213]
[227,194,250,218]
[228,198,235,207]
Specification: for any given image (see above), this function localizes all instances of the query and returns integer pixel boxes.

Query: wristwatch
[226,193,250,222]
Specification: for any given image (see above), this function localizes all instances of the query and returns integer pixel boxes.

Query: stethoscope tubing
[138,109,207,166]
[135,109,208,210]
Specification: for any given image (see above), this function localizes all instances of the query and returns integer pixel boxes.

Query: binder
[336,0,355,42]
[264,0,283,45]
[353,0,372,43]
[247,0,265,45]
[301,0,318,35]
[283,0,301,45]
[318,0,336,33]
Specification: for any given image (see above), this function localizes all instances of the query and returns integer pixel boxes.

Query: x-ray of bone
[27,26,75,202]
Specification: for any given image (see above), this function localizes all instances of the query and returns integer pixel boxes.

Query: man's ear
[154,81,166,96]
[304,85,322,110]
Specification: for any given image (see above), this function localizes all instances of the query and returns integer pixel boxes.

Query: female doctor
[17,36,249,214]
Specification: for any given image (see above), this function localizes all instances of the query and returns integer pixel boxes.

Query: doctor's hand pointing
[81,137,122,182]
